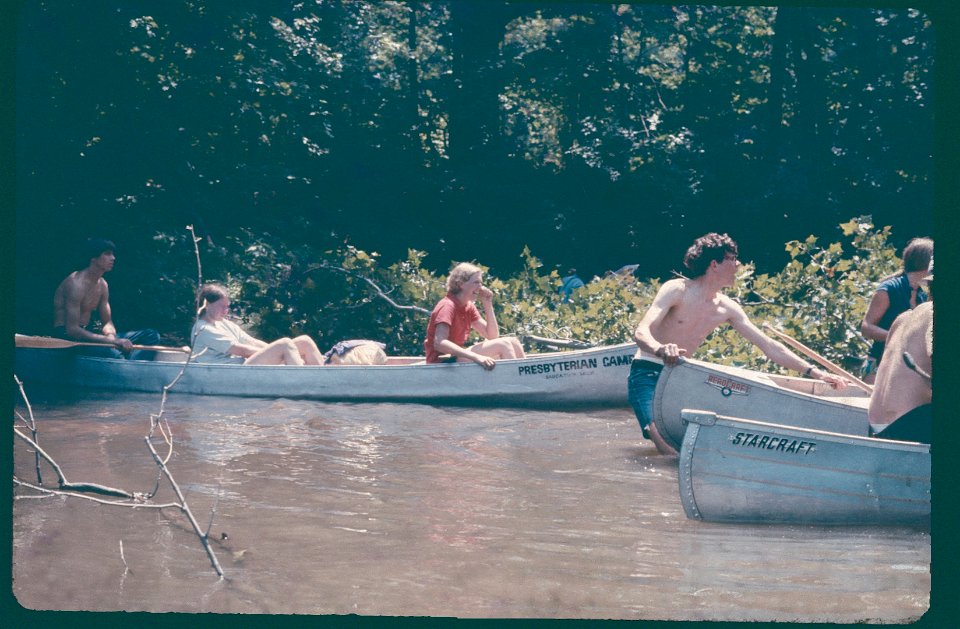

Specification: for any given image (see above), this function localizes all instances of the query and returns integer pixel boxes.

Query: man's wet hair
[683,233,738,278]
[83,238,116,265]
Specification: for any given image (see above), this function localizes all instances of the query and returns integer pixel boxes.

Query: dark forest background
[13,1,939,341]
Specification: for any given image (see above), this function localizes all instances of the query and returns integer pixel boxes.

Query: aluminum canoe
[651,358,871,451]
[677,410,930,526]
[13,343,638,406]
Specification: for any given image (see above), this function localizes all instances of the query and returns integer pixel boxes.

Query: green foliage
[16,2,933,335]
[165,217,899,377]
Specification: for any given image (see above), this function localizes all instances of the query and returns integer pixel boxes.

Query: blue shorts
[627,359,663,440]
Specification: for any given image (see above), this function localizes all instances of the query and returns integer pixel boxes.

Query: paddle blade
[14,334,81,349]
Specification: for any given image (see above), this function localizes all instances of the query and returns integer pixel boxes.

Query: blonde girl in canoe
[423,263,525,370]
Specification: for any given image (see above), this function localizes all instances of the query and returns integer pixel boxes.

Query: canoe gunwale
[25,341,637,370]
[653,358,871,451]
[681,410,929,452]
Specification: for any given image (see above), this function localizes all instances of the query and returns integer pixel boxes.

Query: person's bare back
[868,302,932,426]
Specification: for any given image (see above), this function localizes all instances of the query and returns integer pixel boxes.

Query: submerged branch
[14,478,179,509]
[144,435,224,577]
[13,428,135,498]
[14,376,42,484]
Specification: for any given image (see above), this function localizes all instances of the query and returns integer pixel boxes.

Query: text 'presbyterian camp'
[516,354,633,376]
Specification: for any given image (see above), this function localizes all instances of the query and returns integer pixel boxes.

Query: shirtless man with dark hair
[630,233,847,454]
[53,238,160,359]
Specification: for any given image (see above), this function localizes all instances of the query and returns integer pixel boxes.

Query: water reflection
[12,393,929,620]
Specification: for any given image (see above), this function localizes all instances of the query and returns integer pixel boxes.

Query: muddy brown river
[11,389,930,621]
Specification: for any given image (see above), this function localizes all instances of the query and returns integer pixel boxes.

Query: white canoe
[651,358,871,451]
[13,343,638,406]
[677,410,930,526]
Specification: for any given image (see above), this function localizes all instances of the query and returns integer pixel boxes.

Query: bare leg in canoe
[192,284,324,366]
[464,336,525,362]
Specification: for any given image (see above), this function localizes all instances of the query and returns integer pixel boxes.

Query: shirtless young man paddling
[630,233,847,455]
[52,238,160,359]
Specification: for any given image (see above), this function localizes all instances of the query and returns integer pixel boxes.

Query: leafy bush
[168,216,900,376]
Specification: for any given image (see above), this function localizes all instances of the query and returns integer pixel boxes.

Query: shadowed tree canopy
[15,2,935,342]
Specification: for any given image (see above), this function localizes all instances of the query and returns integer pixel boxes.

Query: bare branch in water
[144,436,224,577]
[13,427,134,498]
[14,376,42,484]
[187,224,204,312]
[205,490,222,539]
[13,478,179,509]
[119,540,129,575]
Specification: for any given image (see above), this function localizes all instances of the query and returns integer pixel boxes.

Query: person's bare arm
[97,282,117,338]
[727,300,847,389]
[471,287,499,340]
[435,323,495,370]
[96,283,133,352]
[633,280,687,364]
[860,290,891,343]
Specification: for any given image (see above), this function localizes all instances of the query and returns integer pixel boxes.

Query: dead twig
[307,263,431,315]
[14,376,42,484]
[119,540,130,576]
[144,435,224,577]
[13,427,134,498]
[13,478,178,508]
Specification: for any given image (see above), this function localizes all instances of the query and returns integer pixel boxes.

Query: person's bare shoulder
[63,273,107,301]
[58,272,84,297]
[716,291,746,312]
[657,277,687,298]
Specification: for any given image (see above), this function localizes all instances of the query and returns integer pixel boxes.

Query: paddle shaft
[521,334,594,349]
[761,324,873,394]
[15,334,189,353]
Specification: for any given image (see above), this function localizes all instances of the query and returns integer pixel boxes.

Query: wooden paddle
[761,324,873,394]
[521,334,594,350]
[15,334,190,353]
